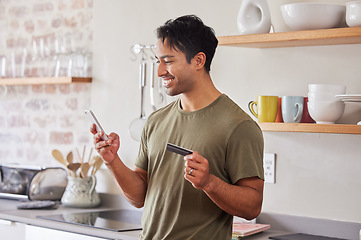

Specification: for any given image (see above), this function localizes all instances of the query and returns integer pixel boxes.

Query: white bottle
[237,0,271,35]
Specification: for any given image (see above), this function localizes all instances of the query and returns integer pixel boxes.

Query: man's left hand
[184,151,211,190]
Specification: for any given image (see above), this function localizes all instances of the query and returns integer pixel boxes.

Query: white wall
[92,0,361,223]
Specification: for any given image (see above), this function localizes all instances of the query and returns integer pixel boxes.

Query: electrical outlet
[263,153,276,184]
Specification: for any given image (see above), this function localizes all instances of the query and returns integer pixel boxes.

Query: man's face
[155,39,195,96]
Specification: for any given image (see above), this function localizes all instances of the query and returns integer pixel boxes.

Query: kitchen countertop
[0,197,141,240]
[0,194,360,240]
[0,195,288,240]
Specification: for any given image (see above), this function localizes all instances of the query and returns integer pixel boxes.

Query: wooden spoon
[81,145,86,164]
[80,162,90,178]
[67,163,81,177]
[51,150,67,167]
[91,156,103,176]
[89,155,96,166]
[66,151,73,165]
[87,148,93,163]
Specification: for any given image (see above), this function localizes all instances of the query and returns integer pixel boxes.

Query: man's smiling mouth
[163,77,175,86]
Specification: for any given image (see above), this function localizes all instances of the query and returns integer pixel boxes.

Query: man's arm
[105,158,148,208]
[203,175,263,220]
[184,152,264,220]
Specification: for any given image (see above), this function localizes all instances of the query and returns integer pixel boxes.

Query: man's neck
[180,76,221,112]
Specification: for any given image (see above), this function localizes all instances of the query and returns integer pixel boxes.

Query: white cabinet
[0,219,26,240]
[25,225,109,240]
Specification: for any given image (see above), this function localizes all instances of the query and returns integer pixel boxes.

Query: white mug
[281,96,304,123]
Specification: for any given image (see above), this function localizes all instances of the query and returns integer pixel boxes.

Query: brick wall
[0,0,93,167]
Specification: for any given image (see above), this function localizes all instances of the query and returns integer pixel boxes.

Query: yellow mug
[248,96,279,122]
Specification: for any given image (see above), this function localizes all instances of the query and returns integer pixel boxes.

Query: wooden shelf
[217,27,361,48]
[258,122,361,135]
[0,77,92,86]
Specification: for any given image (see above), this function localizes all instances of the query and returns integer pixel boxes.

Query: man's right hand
[90,123,120,164]
[90,123,147,208]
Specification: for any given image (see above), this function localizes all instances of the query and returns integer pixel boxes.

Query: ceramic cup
[248,96,279,122]
[275,97,283,122]
[300,97,315,123]
[281,96,304,123]
[346,1,361,27]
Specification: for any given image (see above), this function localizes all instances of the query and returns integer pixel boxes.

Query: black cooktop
[37,209,142,232]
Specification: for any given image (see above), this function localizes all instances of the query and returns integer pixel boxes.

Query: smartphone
[85,109,109,141]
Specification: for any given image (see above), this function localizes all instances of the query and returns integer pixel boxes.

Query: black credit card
[166,143,193,156]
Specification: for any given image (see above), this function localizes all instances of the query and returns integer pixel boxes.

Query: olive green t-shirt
[135,94,264,240]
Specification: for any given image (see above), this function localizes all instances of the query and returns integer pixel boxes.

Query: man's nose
[157,63,167,77]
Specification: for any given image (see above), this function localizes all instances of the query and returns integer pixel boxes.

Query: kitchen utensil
[67,163,81,177]
[281,3,345,31]
[91,157,103,176]
[129,60,147,141]
[150,61,157,111]
[76,147,82,162]
[88,148,93,163]
[81,146,86,164]
[51,150,67,167]
[80,163,90,178]
[0,165,67,201]
[158,77,164,105]
[0,55,6,78]
[0,168,26,194]
[89,154,96,166]
[66,151,73,165]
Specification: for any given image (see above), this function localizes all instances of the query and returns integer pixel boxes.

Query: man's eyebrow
[156,55,175,59]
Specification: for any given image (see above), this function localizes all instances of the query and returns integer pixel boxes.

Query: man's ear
[192,52,206,70]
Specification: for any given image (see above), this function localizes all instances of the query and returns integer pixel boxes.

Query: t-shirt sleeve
[135,123,149,171]
[225,119,264,184]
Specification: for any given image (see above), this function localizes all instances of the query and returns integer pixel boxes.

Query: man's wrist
[104,155,119,168]
[202,174,219,193]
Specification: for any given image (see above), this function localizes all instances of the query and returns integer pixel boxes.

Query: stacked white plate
[335,94,361,102]
[335,94,361,125]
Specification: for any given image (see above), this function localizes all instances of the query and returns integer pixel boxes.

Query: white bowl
[308,84,346,94]
[308,92,339,102]
[281,3,346,31]
[346,1,361,27]
[308,101,345,124]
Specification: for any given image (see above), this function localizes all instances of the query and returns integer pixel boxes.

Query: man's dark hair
[156,15,218,73]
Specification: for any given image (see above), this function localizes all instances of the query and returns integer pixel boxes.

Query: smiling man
[92,15,264,240]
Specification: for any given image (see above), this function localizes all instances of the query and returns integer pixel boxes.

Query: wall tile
[0,0,93,166]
